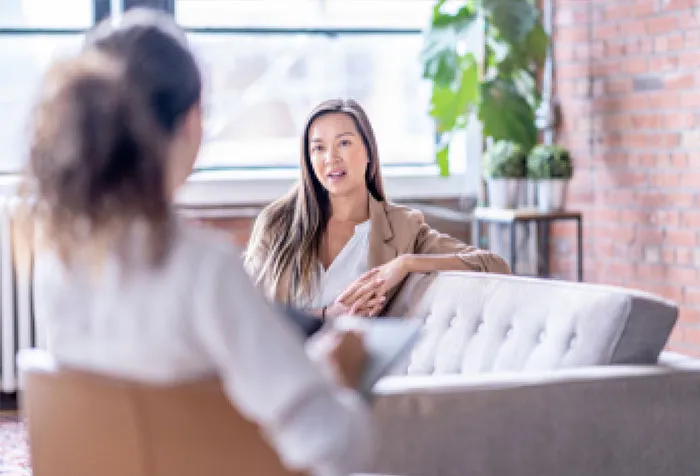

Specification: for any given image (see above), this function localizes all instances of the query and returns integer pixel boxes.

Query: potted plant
[421,0,548,177]
[483,140,527,209]
[527,144,573,212]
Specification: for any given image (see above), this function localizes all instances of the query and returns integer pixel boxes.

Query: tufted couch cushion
[386,272,678,376]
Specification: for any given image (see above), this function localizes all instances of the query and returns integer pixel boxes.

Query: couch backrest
[19,350,302,476]
[386,273,677,376]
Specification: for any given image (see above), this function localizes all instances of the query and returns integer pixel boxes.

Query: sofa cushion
[386,272,678,376]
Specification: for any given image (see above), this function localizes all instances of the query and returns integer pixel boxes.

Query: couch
[19,272,700,476]
[368,271,700,476]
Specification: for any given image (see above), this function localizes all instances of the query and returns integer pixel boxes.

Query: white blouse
[310,220,371,309]
[33,220,374,476]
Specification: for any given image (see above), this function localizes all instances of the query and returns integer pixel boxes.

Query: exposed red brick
[677,51,700,69]
[681,211,700,228]
[664,0,695,10]
[677,326,700,347]
[593,23,619,39]
[558,27,589,43]
[664,74,695,90]
[680,173,700,188]
[648,55,679,72]
[645,15,679,35]
[684,289,700,307]
[549,0,700,351]
[618,19,648,37]
[664,229,697,247]
[624,57,649,74]
[676,248,693,266]
[667,267,699,283]
[649,172,681,188]
[677,307,700,327]
[686,30,700,48]
[637,284,684,303]
[634,0,656,16]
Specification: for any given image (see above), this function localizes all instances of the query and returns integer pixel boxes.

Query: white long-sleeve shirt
[33,220,374,476]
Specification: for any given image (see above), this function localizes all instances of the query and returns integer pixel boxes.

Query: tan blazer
[247,195,511,306]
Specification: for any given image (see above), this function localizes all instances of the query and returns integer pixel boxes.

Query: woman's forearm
[400,253,471,273]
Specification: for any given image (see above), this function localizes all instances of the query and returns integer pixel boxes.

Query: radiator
[0,198,42,394]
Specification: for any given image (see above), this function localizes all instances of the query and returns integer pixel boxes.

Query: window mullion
[122,0,174,14]
[93,0,111,25]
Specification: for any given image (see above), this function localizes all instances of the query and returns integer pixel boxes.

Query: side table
[472,207,583,281]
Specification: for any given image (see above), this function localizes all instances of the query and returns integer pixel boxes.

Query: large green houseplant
[421,0,548,176]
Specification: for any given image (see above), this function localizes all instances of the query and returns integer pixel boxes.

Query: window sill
[177,166,472,207]
[0,166,474,207]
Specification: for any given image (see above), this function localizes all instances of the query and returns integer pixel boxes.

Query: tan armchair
[19,350,304,476]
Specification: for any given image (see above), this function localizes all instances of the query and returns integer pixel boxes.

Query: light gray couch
[369,272,700,476]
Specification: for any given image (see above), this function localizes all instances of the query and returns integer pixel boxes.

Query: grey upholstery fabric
[370,366,700,476]
[386,272,677,375]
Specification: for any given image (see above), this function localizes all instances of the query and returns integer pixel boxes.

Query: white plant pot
[523,179,538,208]
[486,178,523,209]
[536,179,569,212]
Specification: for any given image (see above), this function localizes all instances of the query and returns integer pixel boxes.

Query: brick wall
[552,0,700,355]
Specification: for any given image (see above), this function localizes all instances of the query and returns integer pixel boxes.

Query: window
[0,0,91,173]
[0,0,93,29]
[178,0,438,170]
[176,0,431,29]
[0,0,453,175]
[0,36,84,172]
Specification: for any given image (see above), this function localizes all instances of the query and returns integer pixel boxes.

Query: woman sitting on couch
[245,99,510,320]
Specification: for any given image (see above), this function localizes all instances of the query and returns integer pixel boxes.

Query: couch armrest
[658,350,700,370]
[369,367,700,476]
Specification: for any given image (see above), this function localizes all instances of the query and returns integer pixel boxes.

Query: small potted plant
[527,144,573,212]
[483,140,527,209]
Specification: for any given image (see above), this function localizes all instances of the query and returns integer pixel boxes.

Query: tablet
[332,316,423,397]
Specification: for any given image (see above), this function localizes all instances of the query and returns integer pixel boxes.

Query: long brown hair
[245,98,386,304]
[21,9,201,267]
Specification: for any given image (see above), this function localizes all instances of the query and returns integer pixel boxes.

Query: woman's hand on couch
[336,257,410,317]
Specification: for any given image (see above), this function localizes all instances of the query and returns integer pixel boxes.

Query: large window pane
[177,0,432,29]
[191,33,435,169]
[0,0,93,29]
[0,36,83,172]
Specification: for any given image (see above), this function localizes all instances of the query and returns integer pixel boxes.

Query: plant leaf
[436,140,450,177]
[429,56,479,132]
[479,79,537,152]
[456,55,479,107]
[421,5,477,86]
[511,69,539,108]
[430,84,461,131]
[433,4,475,30]
[421,30,460,86]
[526,22,548,66]
[482,0,539,47]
